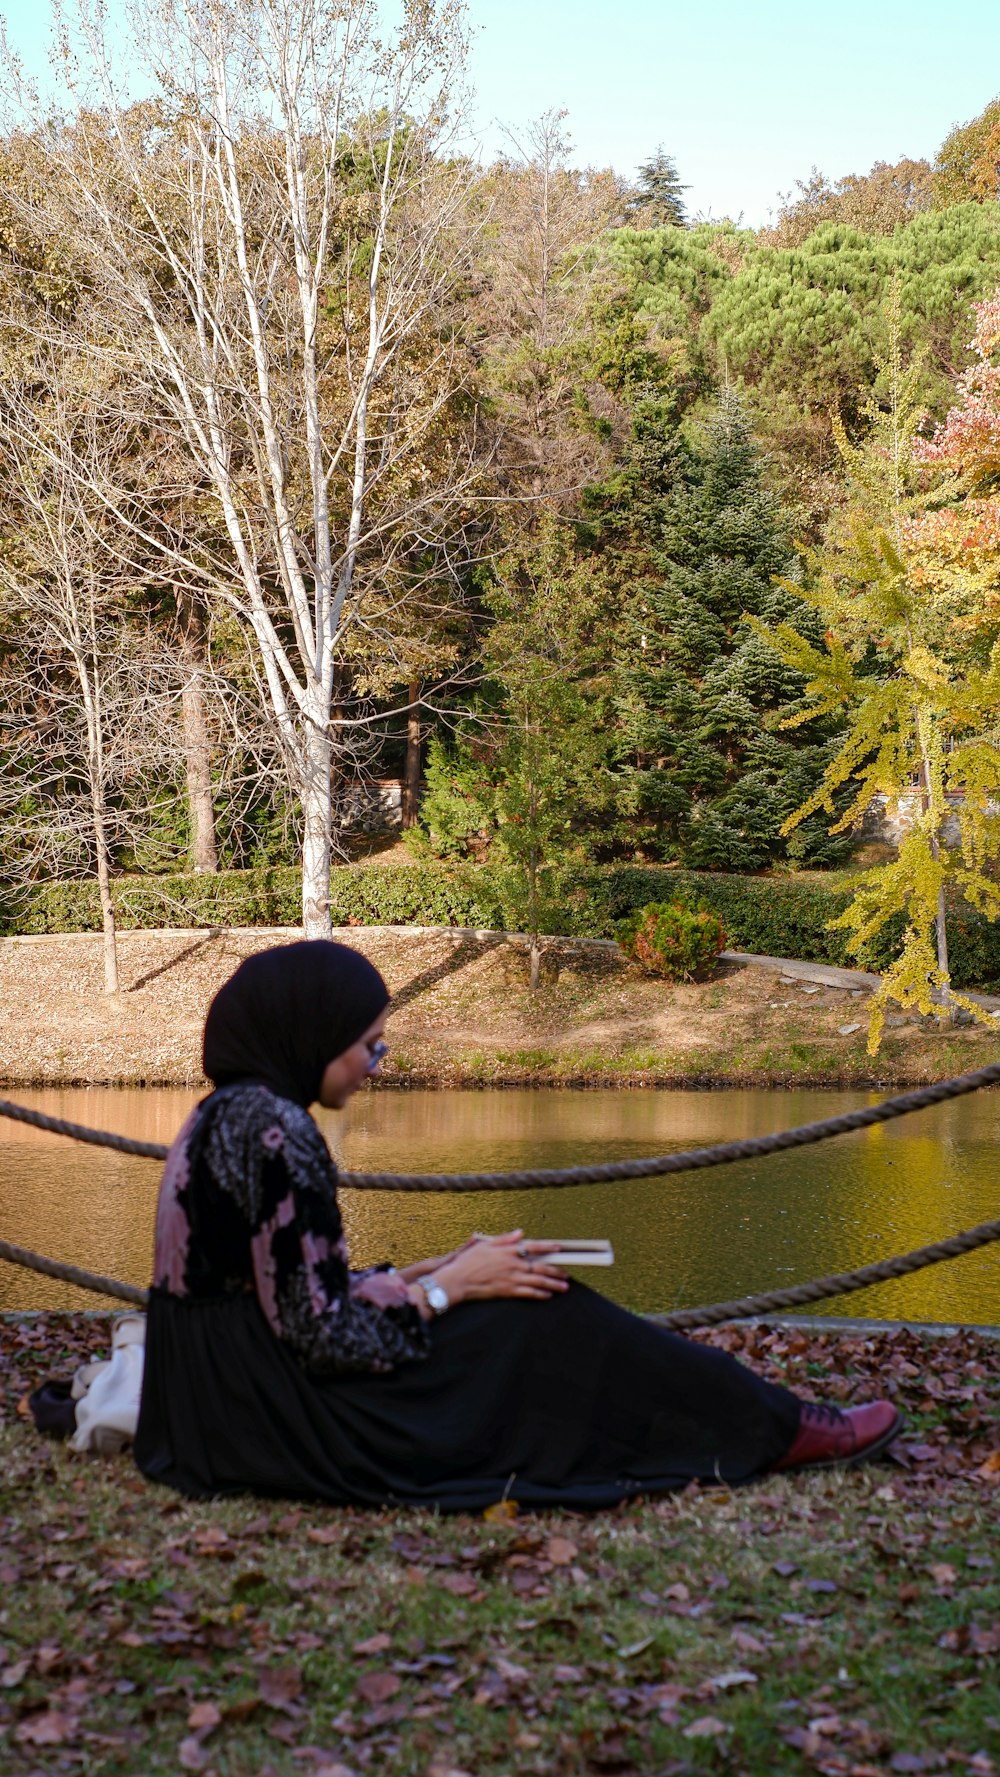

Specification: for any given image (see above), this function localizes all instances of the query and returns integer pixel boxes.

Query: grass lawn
[1,1315,997,1777]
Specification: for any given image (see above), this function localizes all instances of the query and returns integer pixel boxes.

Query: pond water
[1,1085,998,1322]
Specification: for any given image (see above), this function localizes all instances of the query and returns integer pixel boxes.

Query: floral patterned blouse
[152,1083,430,1376]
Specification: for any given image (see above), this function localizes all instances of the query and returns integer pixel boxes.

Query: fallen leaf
[178,1734,210,1771]
[619,1633,658,1660]
[809,1714,843,1736]
[683,1715,728,1739]
[1,1659,30,1688]
[356,1671,401,1705]
[306,1526,340,1545]
[545,1536,578,1566]
[483,1500,518,1523]
[222,1696,260,1723]
[976,1451,1000,1478]
[258,1665,304,1712]
[494,1656,530,1685]
[14,1710,74,1746]
[927,1564,957,1586]
[710,1669,758,1689]
[440,1571,477,1597]
[352,1632,391,1658]
[187,1700,222,1737]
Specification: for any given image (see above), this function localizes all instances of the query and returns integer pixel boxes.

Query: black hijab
[203,941,390,1107]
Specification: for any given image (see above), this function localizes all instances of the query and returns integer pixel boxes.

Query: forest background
[2,0,1000,1027]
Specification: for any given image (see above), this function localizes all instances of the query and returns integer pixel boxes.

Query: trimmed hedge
[5,861,1000,991]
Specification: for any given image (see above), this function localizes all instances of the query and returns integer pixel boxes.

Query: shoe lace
[801,1402,846,1429]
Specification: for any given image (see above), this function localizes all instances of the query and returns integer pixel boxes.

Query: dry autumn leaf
[356,1670,401,1705]
[546,1535,578,1565]
[683,1715,728,1738]
[440,1571,477,1596]
[352,1632,391,1657]
[14,1710,74,1746]
[482,1500,518,1523]
[187,1699,222,1736]
[258,1665,304,1712]
[177,1734,210,1771]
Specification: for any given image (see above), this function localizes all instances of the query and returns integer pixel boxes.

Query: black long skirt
[134,1285,801,1510]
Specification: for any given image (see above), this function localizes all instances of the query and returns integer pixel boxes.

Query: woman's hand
[430,1230,569,1306]
[351,1270,411,1311]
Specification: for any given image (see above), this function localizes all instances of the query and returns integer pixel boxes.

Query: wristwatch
[417,1276,450,1316]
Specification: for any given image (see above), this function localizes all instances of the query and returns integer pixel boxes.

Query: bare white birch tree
[5,0,477,935]
[0,351,178,991]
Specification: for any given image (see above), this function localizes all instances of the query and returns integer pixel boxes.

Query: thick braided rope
[3,1216,1000,1323]
[0,1098,167,1159]
[0,1239,148,1307]
[655,1215,1000,1329]
[2,1060,1000,1188]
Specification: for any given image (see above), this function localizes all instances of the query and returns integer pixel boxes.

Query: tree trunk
[301,721,333,938]
[94,816,119,996]
[77,648,119,995]
[528,835,540,992]
[934,876,951,1021]
[402,680,421,828]
[87,751,118,995]
[177,592,218,873]
[917,722,952,1022]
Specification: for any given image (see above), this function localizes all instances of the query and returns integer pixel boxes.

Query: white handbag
[70,1312,146,1455]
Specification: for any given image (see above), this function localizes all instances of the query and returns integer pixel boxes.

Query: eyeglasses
[367,1038,389,1075]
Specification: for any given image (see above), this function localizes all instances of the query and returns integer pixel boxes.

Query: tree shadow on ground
[127,929,223,993]
[389,934,494,1013]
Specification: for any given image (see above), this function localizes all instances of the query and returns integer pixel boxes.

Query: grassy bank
[2,927,999,1091]
[1,1315,998,1776]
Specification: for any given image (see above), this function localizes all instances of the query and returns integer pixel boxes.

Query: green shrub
[616,899,726,981]
[5,860,999,992]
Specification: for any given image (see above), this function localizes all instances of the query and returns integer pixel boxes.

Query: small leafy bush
[616,899,726,982]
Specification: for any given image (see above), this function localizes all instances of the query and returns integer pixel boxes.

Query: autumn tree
[5,0,481,937]
[753,313,1000,1047]
[934,98,1000,206]
[474,111,627,513]
[763,158,935,248]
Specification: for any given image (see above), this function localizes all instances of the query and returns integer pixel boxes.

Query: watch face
[424,1280,449,1314]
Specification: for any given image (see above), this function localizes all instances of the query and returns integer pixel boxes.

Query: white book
[546,1239,614,1266]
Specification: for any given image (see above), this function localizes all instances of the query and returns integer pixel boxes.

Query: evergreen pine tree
[627,148,688,226]
[611,394,848,869]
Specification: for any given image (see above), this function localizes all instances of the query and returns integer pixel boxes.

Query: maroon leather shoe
[773,1400,903,1473]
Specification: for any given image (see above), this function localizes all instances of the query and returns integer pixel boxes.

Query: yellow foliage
[755,300,1000,1049]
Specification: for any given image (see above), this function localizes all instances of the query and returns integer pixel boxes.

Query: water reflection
[1,1085,997,1322]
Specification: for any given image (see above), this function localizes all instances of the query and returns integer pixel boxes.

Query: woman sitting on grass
[135,941,901,1506]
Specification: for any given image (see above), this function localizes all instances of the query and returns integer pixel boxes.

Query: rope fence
[1,1062,998,1326]
[2,1059,1000,1189]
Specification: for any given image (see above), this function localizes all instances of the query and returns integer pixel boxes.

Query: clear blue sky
[4,0,999,225]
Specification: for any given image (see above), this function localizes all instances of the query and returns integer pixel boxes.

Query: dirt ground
[1,925,997,1088]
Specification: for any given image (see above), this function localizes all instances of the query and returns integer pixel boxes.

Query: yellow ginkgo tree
[751,300,1000,1050]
